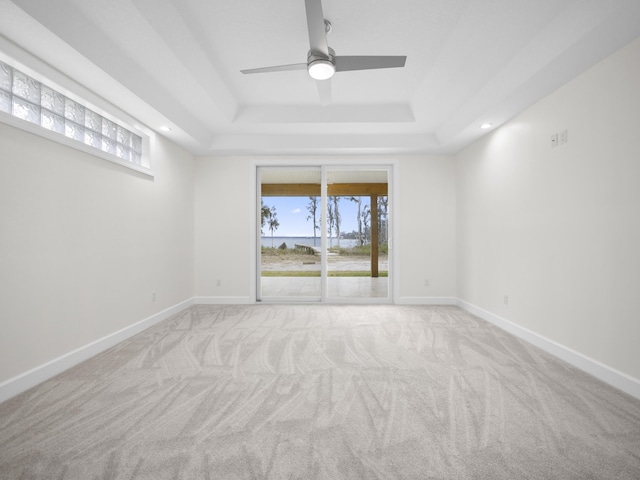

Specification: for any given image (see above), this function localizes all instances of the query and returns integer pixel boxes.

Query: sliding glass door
[258,167,322,301]
[326,168,389,300]
[257,166,390,303]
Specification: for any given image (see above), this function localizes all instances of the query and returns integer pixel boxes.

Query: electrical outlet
[216,279,221,287]
[424,279,430,287]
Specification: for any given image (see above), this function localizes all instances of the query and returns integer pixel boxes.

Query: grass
[262,243,389,257]
[329,242,388,256]
[262,271,388,277]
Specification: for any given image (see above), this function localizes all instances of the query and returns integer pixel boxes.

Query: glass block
[102,137,116,155]
[102,118,117,140]
[84,109,102,132]
[41,109,65,133]
[41,85,64,115]
[13,70,41,104]
[0,61,11,91]
[117,143,131,161]
[84,129,102,148]
[12,97,40,124]
[131,151,142,165]
[131,134,142,154]
[64,98,85,123]
[0,90,10,113]
[65,120,85,141]
[116,125,131,146]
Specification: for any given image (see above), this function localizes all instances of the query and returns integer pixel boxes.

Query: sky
[261,196,368,237]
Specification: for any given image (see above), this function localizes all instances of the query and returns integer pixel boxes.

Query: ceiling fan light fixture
[308,59,335,80]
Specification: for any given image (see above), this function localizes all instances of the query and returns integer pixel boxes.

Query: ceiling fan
[240,0,407,104]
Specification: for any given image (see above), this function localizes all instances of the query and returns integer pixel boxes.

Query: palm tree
[260,201,271,235]
[267,205,279,247]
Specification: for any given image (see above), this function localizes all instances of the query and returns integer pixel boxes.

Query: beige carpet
[1,304,639,479]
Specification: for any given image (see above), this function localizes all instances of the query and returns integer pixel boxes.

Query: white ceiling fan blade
[304,0,329,57]
[316,79,332,106]
[241,63,308,74]
[334,56,407,72]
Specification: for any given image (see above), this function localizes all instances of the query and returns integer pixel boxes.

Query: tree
[267,205,279,247]
[333,196,341,247]
[260,201,271,235]
[306,196,319,246]
[327,201,334,247]
[377,196,388,245]
[350,196,363,246]
[362,204,371,244]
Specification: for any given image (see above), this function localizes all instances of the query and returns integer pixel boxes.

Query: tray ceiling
[1,0,639,156]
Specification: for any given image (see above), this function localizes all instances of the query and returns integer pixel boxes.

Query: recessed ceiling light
[480,123,493,129]
[159,126,172,132]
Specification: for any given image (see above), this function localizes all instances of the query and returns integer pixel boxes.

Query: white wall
[0,124,195,383]
[194,156,457,303]
[456,37,640,380]
[194,156,254,300]
[398,156,456,301]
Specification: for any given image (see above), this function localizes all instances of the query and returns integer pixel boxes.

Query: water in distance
[261,236,359,249]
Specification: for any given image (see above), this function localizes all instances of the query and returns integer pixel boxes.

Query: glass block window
[0,60,143,166]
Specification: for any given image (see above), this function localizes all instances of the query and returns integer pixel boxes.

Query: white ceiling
[1,0,640,157]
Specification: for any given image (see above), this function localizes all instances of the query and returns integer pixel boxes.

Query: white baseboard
[396,296,458,305]
[457,298,640,401]
[194,296,254,305]
[0,298,195,404]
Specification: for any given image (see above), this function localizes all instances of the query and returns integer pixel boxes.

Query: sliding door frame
[251,158,400,304]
